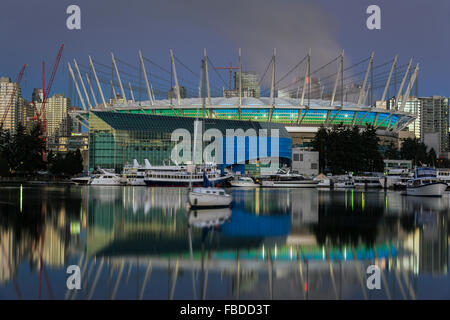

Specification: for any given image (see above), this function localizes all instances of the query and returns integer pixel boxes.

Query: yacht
[230,176,259,187]
[314,173,332,188]
[406,167,448,197]
[144,163,231,187]
[334,175,355,188]
[89,169,123,186]
[260,168,319,188]
[437,169,450,188]
[71,175,92,185]
[334,180,356,188]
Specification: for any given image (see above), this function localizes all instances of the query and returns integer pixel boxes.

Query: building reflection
[0,185,448,299]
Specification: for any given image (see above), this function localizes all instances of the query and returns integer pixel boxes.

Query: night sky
[1,0,449,101]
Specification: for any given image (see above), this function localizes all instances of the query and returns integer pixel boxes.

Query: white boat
[334,175,355,188]
[437,169,450,188]
[71,175,92,185]
[406,167,448,197]
[230,176,259,187]
[188,207,232,228]
[261,168,319,188]
[314,173,331,188]
[188,187,232,208]
[144,163,231,187]
[89,169,123,186]
[122,159,152,186]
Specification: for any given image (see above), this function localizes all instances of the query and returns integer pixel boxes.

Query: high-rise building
[419,96,449,156]
[0,77,27,132]
[43,94,71,140]
[234,72,260,98]
[386,96,421,139]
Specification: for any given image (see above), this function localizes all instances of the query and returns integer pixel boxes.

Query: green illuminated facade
[88,111,292,172]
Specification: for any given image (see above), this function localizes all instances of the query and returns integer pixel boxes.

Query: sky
[1,0,449,101]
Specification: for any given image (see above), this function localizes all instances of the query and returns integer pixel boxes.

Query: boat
[260,168,319,188]
[314,173,332,188]
[71,175,92,185]
[406,167,448,197]
[334,175,355,188]
[188,173,232,208]
[230,176,259,187]
[144,163,231,187]
[437,169,450,188]
[122,159,152,186]
[89,169,123,186]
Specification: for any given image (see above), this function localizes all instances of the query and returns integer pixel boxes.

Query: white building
[291,149,319,177]
[0,77,29,132]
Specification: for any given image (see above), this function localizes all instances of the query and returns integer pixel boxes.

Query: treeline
[386,138,449,168]
[0,123,83,177]
[312,124,449,174]
[312,124,384,174]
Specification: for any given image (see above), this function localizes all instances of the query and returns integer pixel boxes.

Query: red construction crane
[214,62,240,90]
[31,44,64,137]
[0,64,27,130]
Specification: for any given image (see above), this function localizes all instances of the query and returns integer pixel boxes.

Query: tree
[384,142,399,160]
[400,138,428,166]
[312,124,384,174]
[427,148,437,167]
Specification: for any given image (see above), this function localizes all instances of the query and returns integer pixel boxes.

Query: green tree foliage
[0,123,46,176]
[48,149,84,176]
[400,138,429,166]
[312,124,384,174]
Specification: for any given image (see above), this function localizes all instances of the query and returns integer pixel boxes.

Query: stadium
[67,49,418,172]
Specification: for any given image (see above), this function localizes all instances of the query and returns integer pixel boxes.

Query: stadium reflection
[0,186,448,299]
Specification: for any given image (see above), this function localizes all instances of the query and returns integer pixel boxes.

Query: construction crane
[31,44,64,137]
[214,62,240,90]
[0,64,27,130]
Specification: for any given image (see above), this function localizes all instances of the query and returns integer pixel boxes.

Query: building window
[311,163,318,170]
[293,154,299,161]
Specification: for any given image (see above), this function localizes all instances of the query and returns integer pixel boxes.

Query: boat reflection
[0,185,448,299]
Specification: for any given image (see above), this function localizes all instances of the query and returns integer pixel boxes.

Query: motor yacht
[230,176,259,187]
[406,167,447,197]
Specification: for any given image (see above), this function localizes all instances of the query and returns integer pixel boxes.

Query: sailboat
[188,173,232,208]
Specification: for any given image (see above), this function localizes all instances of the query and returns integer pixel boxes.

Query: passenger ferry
[406,167,448,197]
[143,164,232,187]
[122,159,152,186]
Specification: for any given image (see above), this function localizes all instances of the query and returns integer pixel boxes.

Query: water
[0,185,449,300]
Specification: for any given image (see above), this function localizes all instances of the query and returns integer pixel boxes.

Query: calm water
[0,185,449,300]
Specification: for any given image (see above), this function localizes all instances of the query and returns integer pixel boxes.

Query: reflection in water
[0,185,449,299]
